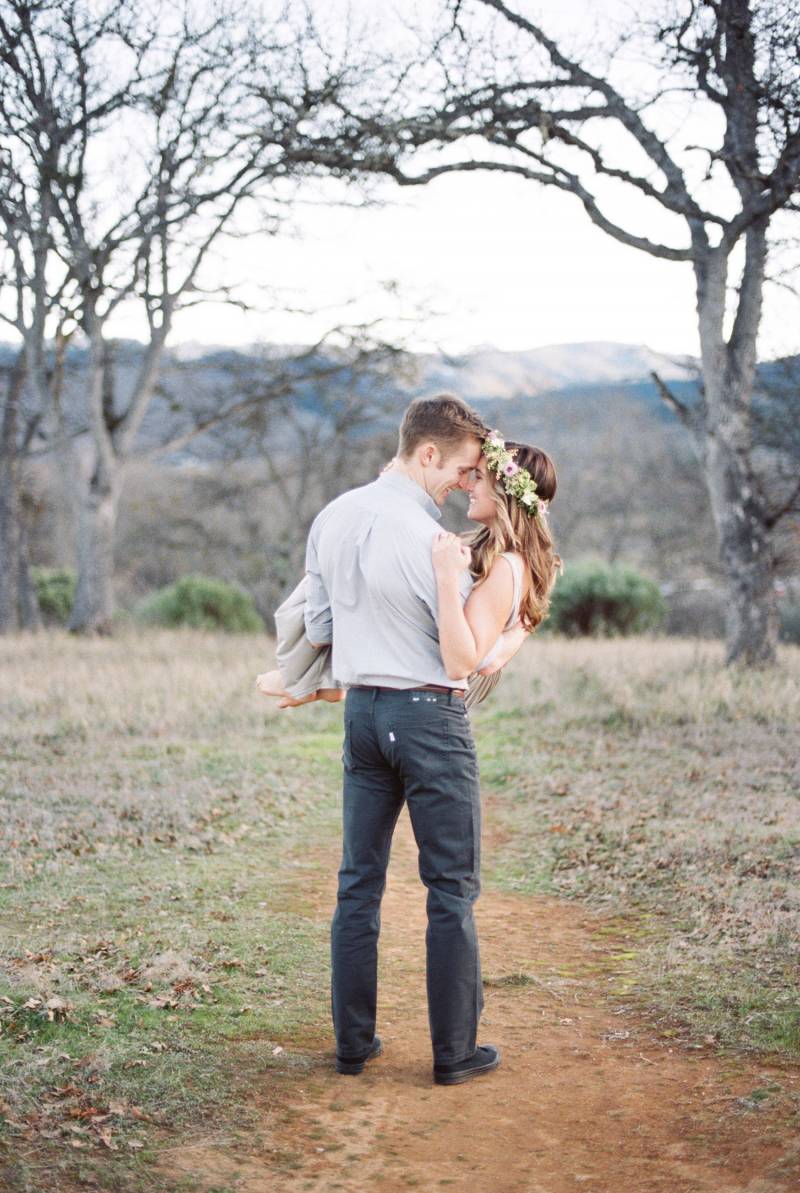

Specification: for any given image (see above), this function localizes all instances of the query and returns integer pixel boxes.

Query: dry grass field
[479,637,800,1054]
[0,630,798,1191]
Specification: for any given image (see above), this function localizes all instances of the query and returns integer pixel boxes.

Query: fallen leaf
[44,997,74,1022]
[68,1105,104,1120]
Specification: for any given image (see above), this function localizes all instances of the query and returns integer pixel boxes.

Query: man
[304,394,502,1086]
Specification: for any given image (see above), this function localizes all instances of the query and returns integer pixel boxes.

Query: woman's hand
[432,531,471,578]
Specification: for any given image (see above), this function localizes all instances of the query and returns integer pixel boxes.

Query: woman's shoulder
[495,550,525,576]
[495,551,529,598]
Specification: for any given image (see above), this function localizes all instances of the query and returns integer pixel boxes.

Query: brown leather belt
[411,684,466,698]
[352,684,466,699]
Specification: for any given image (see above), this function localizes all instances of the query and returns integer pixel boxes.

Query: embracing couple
[257,395,559,1085]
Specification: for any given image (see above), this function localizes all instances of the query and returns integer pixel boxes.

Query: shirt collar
[376,470,442,522]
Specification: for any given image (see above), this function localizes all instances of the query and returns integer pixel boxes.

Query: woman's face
[467,459,498,525]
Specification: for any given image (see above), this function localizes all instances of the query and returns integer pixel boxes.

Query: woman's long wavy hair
[469,442,561,633]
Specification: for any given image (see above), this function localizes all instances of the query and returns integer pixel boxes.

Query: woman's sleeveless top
[464,552,525,710]
[499,552,524,630]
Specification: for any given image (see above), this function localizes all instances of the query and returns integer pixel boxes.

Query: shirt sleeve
[397,520,472,624]
[304,518,333,645]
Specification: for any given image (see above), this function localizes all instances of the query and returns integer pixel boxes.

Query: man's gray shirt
[304,471,473,689]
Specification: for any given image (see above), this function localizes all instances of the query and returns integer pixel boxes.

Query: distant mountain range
[416,341,697,401]
[8,338,793,465]
[0,337,698,400]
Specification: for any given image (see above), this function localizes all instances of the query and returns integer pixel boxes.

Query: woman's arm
[477,622,528,675]
[432,533,515,680]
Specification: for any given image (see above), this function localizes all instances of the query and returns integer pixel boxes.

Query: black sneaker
[335,1036,383,1075]
[433,1044,501,1085]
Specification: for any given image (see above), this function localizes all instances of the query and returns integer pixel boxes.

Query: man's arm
[304,520,333,647]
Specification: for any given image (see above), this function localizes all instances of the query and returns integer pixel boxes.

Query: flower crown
[482,433,548,519]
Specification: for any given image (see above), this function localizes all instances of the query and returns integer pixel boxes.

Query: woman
[256,434,559,707]
[432,435,560,683]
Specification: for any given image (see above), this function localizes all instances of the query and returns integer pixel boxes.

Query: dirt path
[162,809,799,1193]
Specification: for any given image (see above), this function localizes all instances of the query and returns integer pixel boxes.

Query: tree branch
[387,157,694,261]
[650,369,706,438]
[472,0,698,214]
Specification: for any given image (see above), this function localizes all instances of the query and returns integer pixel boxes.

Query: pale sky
[168,171,706,357]
[117,0,799,361]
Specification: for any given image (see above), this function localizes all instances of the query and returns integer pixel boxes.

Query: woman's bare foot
[276,691,320,708]
[277,688,345,708]
[256,671,345,708]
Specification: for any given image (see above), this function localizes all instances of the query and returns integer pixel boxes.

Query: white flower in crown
[482,431,545,520]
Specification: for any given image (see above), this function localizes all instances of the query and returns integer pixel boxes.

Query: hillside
[417,341,696,402]
[2,338,703,462]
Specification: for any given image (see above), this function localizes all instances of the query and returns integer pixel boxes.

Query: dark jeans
[331,686,483,1066]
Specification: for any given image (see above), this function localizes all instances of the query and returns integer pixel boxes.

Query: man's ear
[419,443,438,468]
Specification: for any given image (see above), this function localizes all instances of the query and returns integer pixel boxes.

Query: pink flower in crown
[503,461,519,477]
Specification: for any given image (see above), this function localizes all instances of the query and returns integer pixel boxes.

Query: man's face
[426,437,482,506]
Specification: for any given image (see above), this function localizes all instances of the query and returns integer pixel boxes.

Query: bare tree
[0,349,41,629]
[115,333,407,616]
[368,0,800,664]
[750,355,800,575]
[0,0,390,632]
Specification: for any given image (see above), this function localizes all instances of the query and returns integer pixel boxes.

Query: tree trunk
[0,353,39,632]
[69,463,120,634]
[17,498,41,631]
[695,236,777,666]
[702,414,777,664]
[0,438,21,632]
[69,329,121,634]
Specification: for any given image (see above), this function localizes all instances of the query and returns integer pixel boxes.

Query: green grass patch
[0,635,347,1191]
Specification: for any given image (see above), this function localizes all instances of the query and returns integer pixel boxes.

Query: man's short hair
[398,394,489,460]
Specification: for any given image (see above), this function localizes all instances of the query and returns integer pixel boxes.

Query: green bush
[32,567,76,625]
[548,560,666,637]
[136,575,264,633]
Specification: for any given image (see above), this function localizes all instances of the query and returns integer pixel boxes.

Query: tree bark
[702,396,778,664]
[69,464,120,635]
[0,380,22,633]
[17,496,41,631]
[69,334,120,635]
[695,228,777,665]
[0,352,40,633]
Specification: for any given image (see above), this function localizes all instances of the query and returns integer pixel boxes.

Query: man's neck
[385,457,429,496]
